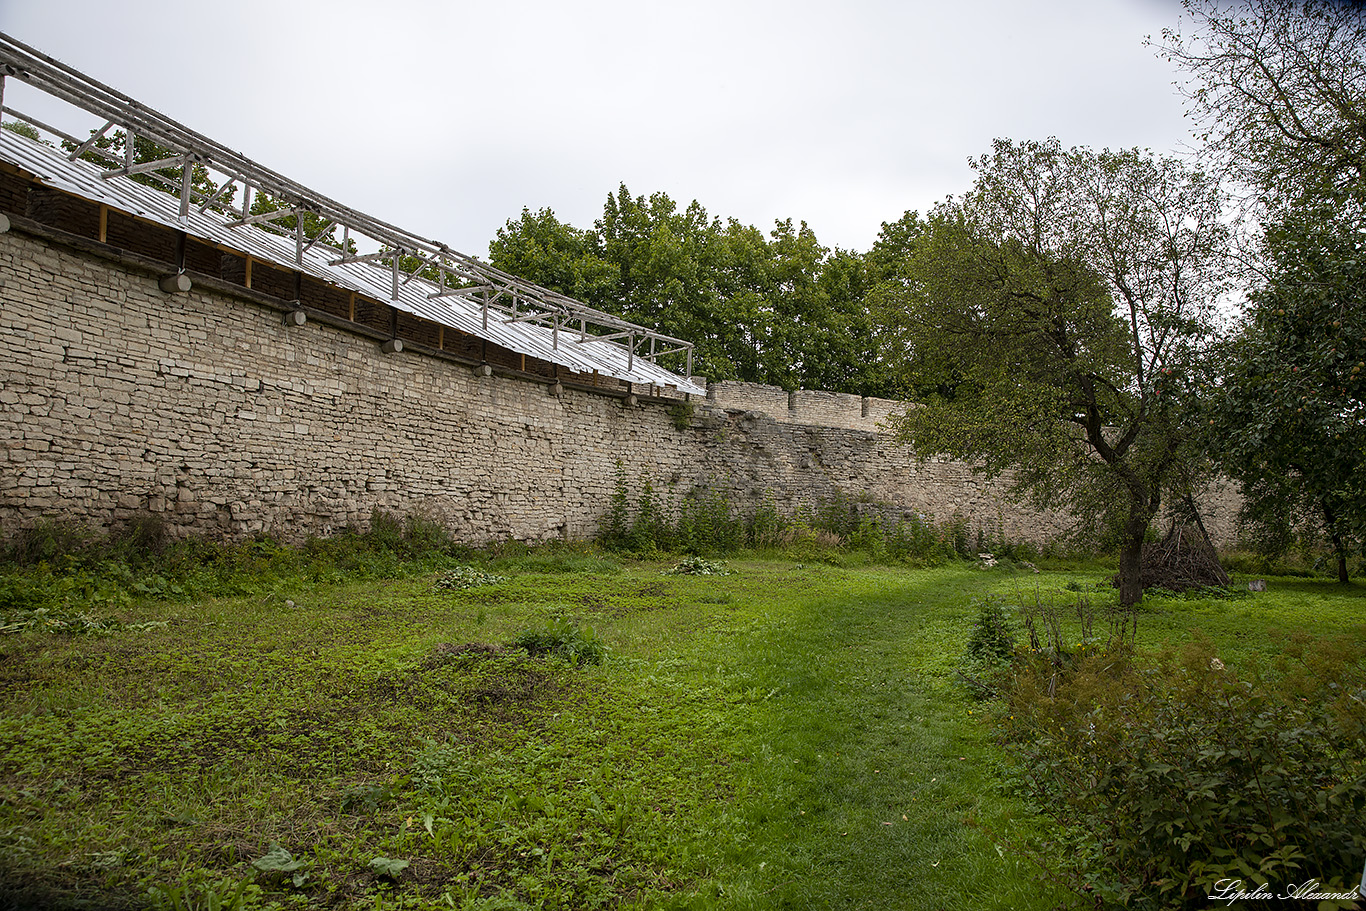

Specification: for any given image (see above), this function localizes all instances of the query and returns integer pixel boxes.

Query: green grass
[989,569,1366,664]
[0,555,1360,910]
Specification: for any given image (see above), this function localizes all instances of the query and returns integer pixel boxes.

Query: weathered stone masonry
[0,175,1240,547]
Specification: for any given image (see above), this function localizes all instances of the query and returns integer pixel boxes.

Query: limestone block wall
[706,381,906,433]
[0,223,1241,548]
[706,381,791,418]
[0,228,684,542]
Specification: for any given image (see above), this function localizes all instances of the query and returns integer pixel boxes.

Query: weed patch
[512,619,607,666]
[434,566,508,591]
[981,580,1366,909]
[663,556,732,576]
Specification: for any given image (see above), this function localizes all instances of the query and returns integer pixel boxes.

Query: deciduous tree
[883,139,1229,609]
[1211,201,1366,580]
[1158,0,1366,574]
[1154,0,1366,206]
[488,185,889,392]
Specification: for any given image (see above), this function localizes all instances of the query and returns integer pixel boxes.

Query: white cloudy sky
[1,0,1197,258]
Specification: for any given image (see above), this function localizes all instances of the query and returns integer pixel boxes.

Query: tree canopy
[1154,0,1366,206]
[488,186,895,395]
[1210,201,1366,579]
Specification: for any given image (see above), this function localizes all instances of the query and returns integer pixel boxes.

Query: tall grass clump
[0,508,472,620]
[598,469,998,564]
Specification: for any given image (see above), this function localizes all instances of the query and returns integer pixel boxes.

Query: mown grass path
[654,563,1065,910]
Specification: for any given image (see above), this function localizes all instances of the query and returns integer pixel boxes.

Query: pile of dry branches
[1119,522,1231,593]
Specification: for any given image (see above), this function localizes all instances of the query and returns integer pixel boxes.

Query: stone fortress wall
[706,382,906,433]
[0,164,1241,548]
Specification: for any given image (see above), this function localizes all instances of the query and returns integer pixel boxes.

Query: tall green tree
[1211,201,1366,580]
[862,211,928,398]
[1159,0,1366,573]
[758,219,874,391]
[594,186,758,380]
[63,129,226,206]
[487,207,617,307]
[882,139,1229,609]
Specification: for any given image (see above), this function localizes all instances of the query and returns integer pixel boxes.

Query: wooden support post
[519,353,526,372]
[98,205,108,243]
[438,325,444,350]
[244,256,254,289]
[348,292,356,322]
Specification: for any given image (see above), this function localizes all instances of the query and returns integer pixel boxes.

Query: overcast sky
[1,0,1196,258]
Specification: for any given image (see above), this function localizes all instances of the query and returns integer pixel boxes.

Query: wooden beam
[244,256,253,289]
[348,292,356,322]
[438,325,444,350]
[97,204,107,244]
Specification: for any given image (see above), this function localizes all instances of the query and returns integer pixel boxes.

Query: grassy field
[0,551,1361,910]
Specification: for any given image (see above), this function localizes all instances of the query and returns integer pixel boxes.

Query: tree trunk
[1117,521,1147,611]
[1324,501,1350,584]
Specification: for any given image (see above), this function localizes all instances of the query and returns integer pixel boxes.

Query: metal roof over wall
[0,33,704,397]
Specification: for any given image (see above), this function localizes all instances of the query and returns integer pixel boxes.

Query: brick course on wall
[0,223,1241,547]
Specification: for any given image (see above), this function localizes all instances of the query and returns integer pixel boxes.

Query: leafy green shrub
[366,508,407,553]
[513,619,607,665]
[112,512,170,560]
[663,556,732,576]
[401,512,453,554]
[964,596,1016,664]
[5,518,102,565]
[750,495,783,549]
[0,572,51,612]
[628,480,666,554]
[597,474,1011,563]
[434,566,507,590]
[956,596,1020,699]
[673,485,745,553]
[599,461,632,549]
[1220,548,1323,578]
[1001,634,1366,909]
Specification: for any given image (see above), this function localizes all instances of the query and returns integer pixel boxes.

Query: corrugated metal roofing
[0,129,704,396]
